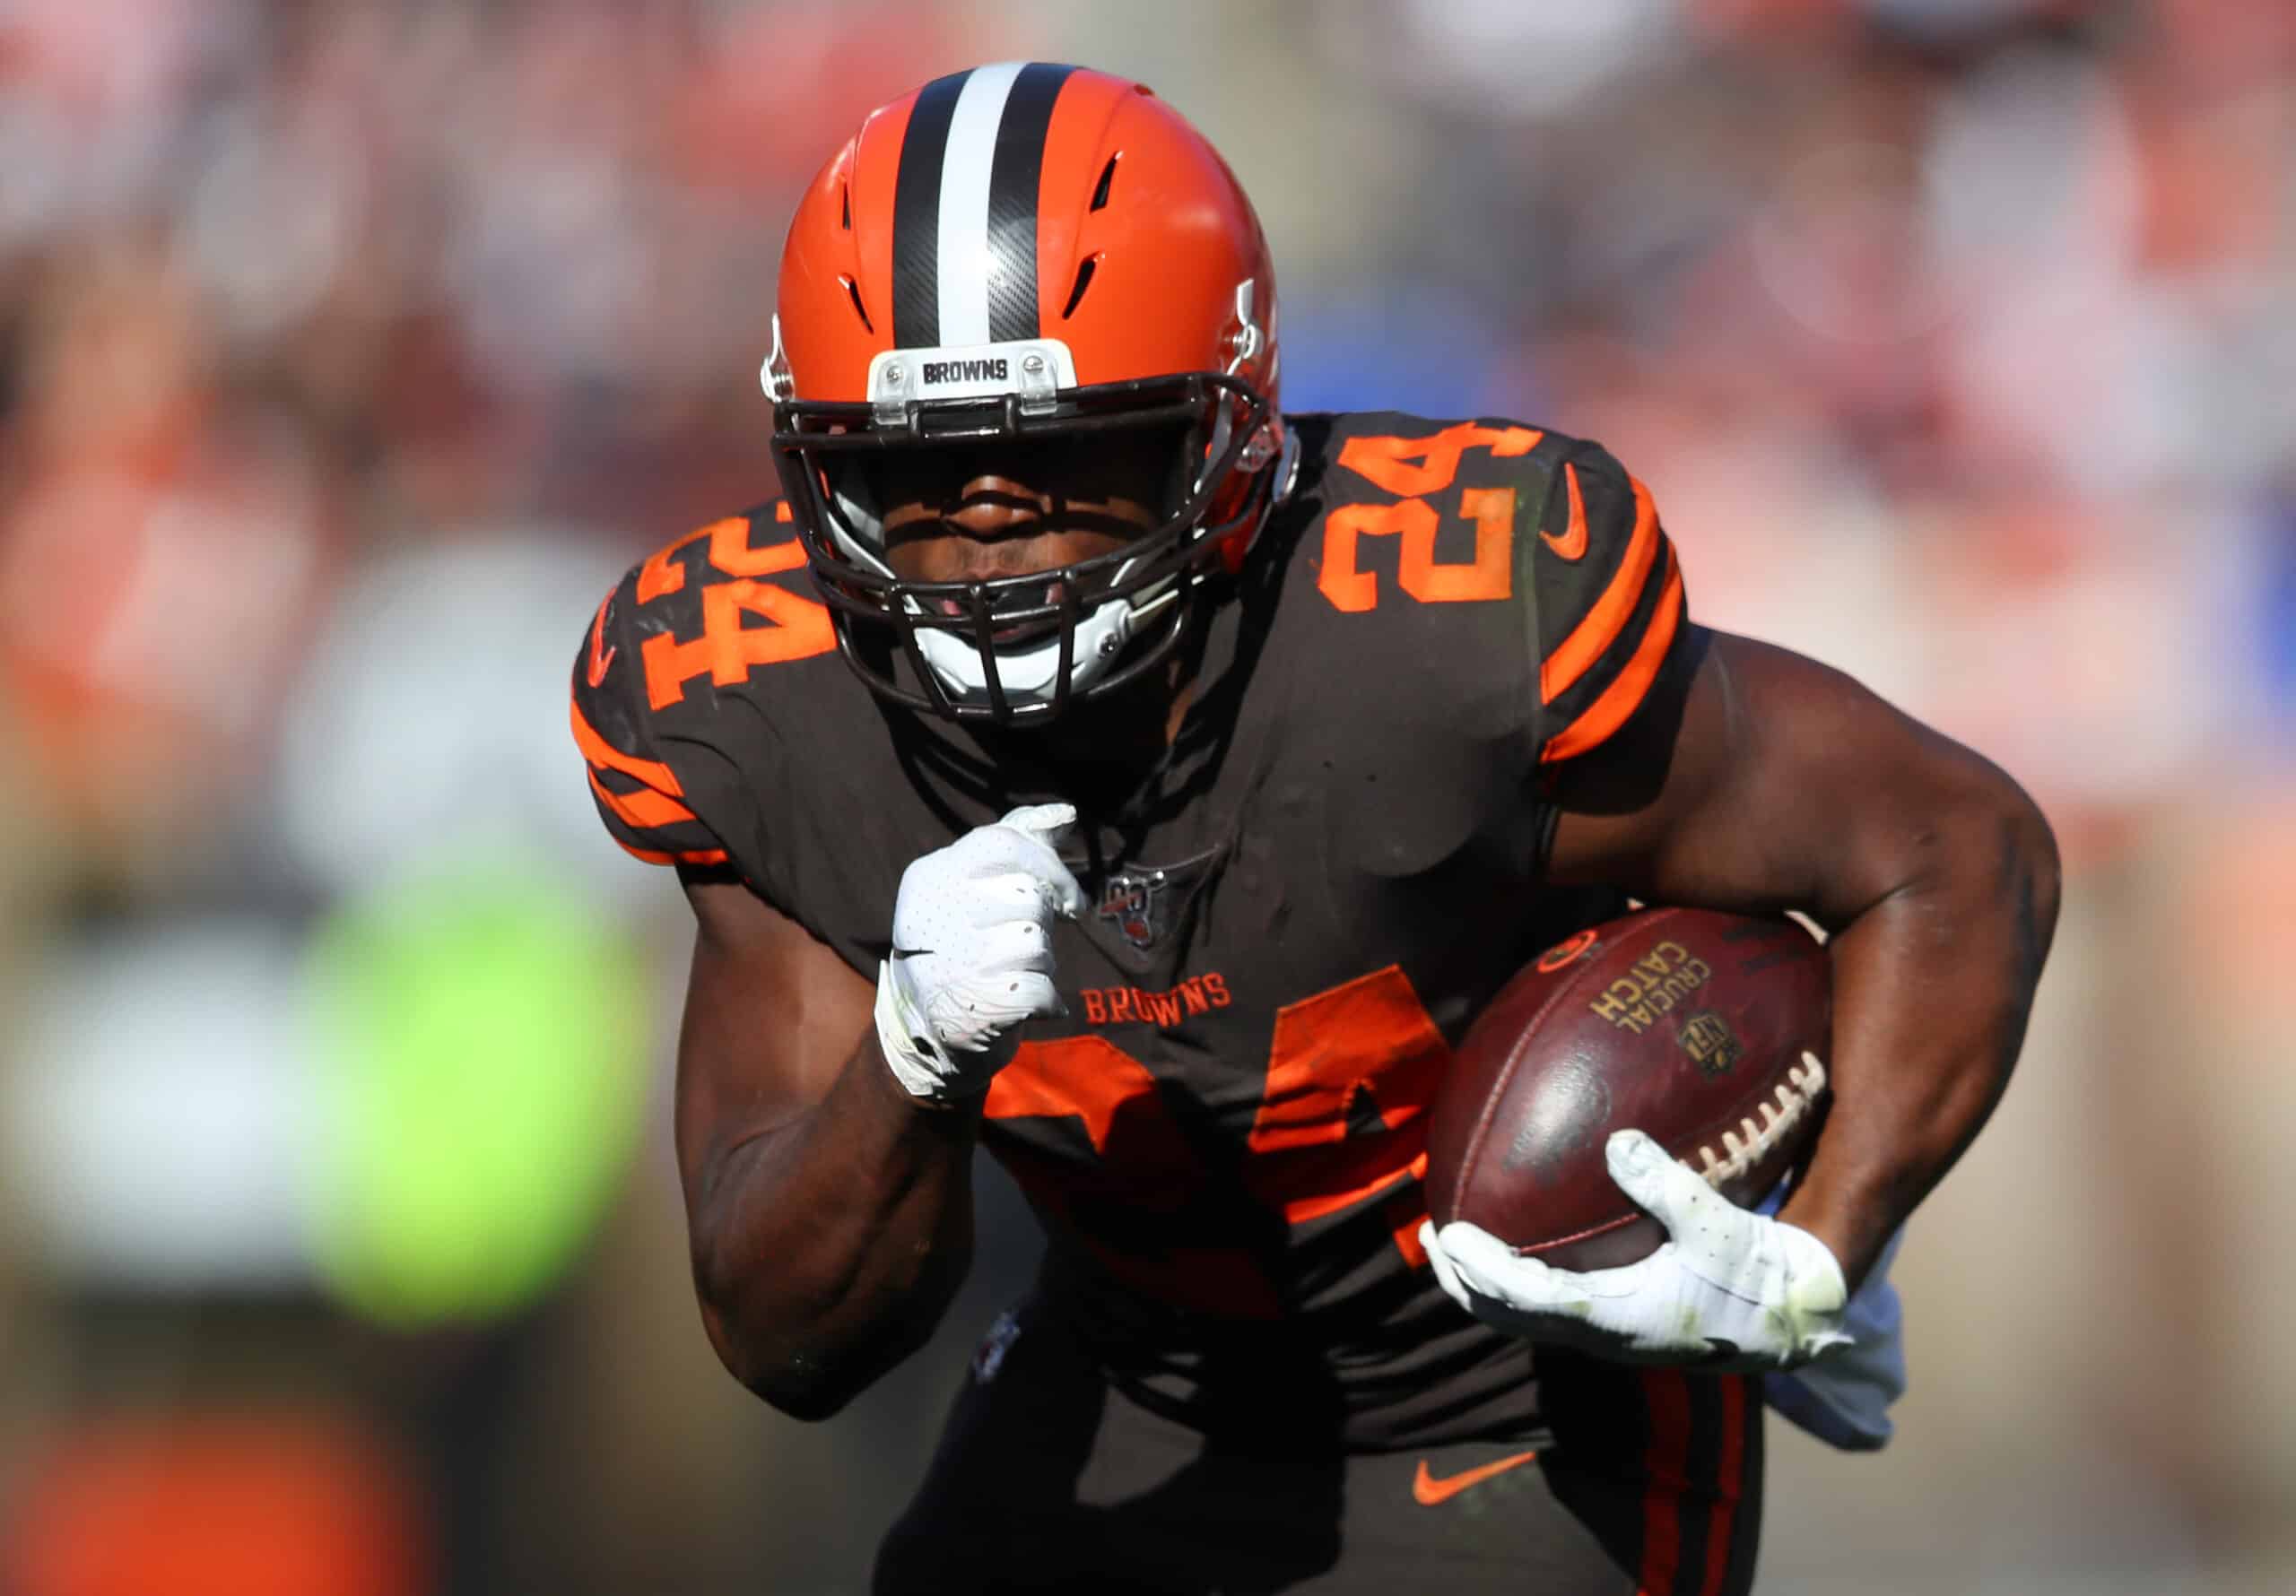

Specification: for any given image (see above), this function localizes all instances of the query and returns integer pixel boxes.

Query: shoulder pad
[568,501,831,868]
[570,576,726,868]
[1289,414,1691,765]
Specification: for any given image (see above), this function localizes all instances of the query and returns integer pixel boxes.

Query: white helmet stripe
[933,63,1022,349]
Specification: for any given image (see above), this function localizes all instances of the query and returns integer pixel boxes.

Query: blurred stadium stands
[2,1,2293,1591]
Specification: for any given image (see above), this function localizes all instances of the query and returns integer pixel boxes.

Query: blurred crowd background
[2,0,2292,1592]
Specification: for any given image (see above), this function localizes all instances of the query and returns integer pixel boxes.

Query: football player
[570,64,2058,1594]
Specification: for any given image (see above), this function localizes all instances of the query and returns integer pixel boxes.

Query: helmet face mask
[766,64,1291,725]
[772,361,1276,723]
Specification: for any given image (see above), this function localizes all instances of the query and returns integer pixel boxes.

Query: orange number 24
[1318,423,1543,614]
[981,965,1448,1318]
[638,509,835,709]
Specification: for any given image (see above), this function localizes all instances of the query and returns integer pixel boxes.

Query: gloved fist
[1420,1128,1853,1373]
[875,803,1086,1104]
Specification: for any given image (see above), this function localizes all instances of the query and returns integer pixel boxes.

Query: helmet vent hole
[839,273,874,333]
[840,184,851,230]
[1061,255,1100,320]
[1090,154,1118,212]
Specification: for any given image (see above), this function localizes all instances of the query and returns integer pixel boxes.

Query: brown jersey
[571,412,1692,1447]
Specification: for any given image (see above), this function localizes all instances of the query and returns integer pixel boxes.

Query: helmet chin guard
[912,588,1135,705]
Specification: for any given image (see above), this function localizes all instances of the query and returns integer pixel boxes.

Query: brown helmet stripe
[890,68,967,347]
[985,62,1076,343]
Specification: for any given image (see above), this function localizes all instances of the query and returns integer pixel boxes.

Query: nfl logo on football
[1677,1011,1743,1077]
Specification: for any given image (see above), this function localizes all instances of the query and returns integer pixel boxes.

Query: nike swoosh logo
[586,592,618,687]
[891,947,934,961]
[1411,1450,1537,1506]
[1540,464,1588,560]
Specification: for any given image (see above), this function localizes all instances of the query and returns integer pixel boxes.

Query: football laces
[1683,1054,1830,1189]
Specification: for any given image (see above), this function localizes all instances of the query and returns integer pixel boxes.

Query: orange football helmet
[766,63,1295,722]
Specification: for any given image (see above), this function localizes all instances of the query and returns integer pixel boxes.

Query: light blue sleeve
[1759,1184,1908,1452]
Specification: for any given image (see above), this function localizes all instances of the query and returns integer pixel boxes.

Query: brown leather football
[1424,907,1832,1271]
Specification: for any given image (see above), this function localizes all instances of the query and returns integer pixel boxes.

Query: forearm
[688,1029,979,1418]
[1779,795,2060,1288]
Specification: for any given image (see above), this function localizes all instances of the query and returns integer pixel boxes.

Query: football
[1424,907,1832,1271]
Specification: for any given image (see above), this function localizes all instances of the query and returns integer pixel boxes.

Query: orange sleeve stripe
[569,695,685,796]
[587,768,697,830]
[1541,550,1683,763]
[1538,474,1661,705]
[616,841,728,868]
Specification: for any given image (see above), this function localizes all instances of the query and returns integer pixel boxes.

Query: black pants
[875,1299,1763,1595]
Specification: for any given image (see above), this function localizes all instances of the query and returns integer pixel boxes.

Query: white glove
[1420,1125,1853,1373]
[875,802,1085,1104]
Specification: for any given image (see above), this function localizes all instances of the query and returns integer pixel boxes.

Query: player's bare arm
[1542,626,2063,1290]
[674,794,1084,1419]
[667,438,1141,1420]
[673,873,979,1420]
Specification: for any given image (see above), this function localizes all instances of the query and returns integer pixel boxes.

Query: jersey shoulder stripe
[570,692,728,867]
[1532,441,1691,763]
[570,553,733,870]
[1538,466,1662,703]
[1543,542,1683,761]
